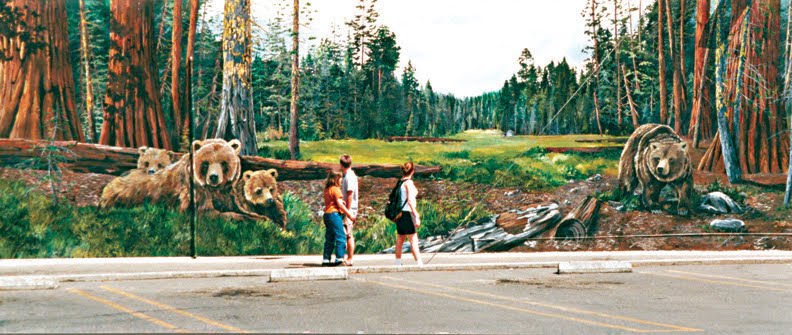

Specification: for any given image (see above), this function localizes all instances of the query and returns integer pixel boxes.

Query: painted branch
[385,136,466,143]
[0,139,441,180]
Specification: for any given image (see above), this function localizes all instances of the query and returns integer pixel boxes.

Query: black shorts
[396,212,416,235]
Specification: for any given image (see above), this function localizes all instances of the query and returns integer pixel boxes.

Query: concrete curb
[1,256,791,288]
[0,276,58,291]
[269,268,348,282]
[557,261,633,274]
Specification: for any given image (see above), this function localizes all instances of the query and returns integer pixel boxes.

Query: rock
[710,219,746,232]
[699,192,743,215]
[588,174,603,182]
[505,130,515,137]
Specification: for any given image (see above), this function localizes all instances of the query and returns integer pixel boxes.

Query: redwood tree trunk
[0,0,85,141]
[666,0,687,133]
[171,0,184,148]
[100,0,172,149]
[699,0,789,176]
[215,0,257,155]
[657,0,669,124]
[289,0,300,159]
[690,0,713,147]
[184,0,199,142]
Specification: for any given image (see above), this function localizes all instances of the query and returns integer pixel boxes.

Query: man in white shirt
[340,155,359,265]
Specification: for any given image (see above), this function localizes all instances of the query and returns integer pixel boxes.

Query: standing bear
[618,124,694,215]
[100,139,243,216]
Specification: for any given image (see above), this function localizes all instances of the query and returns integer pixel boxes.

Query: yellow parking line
[382,276,701,333]
[67,288,189,333]
[357,277,694,333]
[100,285,249,333]
[642,271,792,293]
[665,270,792,288]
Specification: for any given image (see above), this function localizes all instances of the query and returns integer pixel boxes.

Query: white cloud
[208,0,650,97]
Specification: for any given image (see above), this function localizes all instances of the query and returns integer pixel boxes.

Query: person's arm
[335,189,356,221]
[405,181,420,226]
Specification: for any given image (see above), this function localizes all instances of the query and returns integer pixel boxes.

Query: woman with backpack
[322,171,356,266]
[394,162,423,266]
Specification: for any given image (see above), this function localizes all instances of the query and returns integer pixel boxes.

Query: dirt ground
[2,166,791,252]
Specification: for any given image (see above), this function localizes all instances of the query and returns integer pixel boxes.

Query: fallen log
[381,203,564,254]
[548,196,601,241]
[385,136,466,143]
[544,146,622,154]
[0,139,441,180]
[574,138,628,144]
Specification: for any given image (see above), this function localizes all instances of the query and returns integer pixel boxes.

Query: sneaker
[417,260,424,267]
[394,259,402,266]
[332,260,344,267]
[322,259,331,267]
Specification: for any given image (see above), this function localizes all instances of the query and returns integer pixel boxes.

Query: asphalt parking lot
[2,263,791,334]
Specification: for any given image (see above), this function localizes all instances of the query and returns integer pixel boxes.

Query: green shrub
[443,150,471,160]
[257,145,294,160]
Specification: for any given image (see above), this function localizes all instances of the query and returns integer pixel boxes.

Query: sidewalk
[2,250,792,283]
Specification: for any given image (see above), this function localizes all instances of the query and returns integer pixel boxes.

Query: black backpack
[384,179,409,222]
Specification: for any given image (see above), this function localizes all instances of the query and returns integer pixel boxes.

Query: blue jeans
[323,212,347,261]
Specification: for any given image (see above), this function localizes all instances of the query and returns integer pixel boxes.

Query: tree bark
[699,0,789,180]
[289,0,300,159]
[78,0,97,142]
[215,0,257,155]
[100,0,171,149]
[0,139,441,180]
[666,0,686,134]
[785,0,792,205]
[184,0,199,143]
[0,0,85,142]
[622,64,641,128]
[657,0,669,124]
[590,0,603,133]
[171,0,184,148]
[614,0,622,128]
[690,0,712,147]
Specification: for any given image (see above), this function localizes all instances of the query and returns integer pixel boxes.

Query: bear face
[192,139,242,188]
[137,147,175,175]
[242,169,279,207]
[647,141,689,182]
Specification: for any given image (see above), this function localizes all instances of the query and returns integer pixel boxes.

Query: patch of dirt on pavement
[193,286,318,300]
[495,278,625,289]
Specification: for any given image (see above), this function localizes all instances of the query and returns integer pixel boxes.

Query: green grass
[260,130,623,190]
[0,179,491,258]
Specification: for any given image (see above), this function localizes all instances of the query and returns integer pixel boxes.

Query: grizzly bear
[100,139,243,215]
[137,146,176,175]
[618,124,693,215]
[232,169,288,227]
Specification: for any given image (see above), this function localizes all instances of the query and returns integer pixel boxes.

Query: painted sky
[206,0,651,97]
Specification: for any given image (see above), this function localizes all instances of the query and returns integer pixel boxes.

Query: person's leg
[408,233,423,265]
[331,213,347,263]
[322,215,333,264]
[344,217,355,264]
[395,234,406,265]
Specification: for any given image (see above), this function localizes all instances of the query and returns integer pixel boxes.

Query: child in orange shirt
[323,171,356,266]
